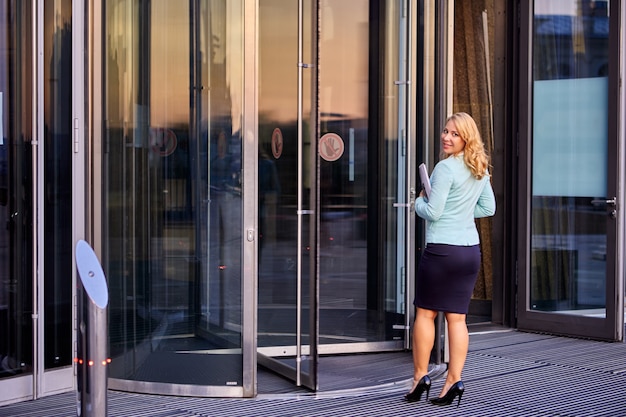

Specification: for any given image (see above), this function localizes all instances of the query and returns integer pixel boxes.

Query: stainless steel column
[75,240,109,417]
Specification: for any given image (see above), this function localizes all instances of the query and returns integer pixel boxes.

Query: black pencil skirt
[413,243,481,315]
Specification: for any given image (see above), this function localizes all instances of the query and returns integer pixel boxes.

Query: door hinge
[73,118,80,153]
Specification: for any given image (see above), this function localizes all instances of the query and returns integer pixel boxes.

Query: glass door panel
[103,0,247,395]
[43,0,73,377]
[257,0,317,389]
[518,0,623,340]
[317,0,372,347]
[317,0,408,349]
[1,0,77,402]
[0,0,35,403]
[257,0,412,391]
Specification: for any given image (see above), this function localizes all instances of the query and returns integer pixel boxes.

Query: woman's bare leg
[411,307,438,389]
[438,312,468,396]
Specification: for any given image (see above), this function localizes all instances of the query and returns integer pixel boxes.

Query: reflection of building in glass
[534,12,608,80]
[530,1,611,315]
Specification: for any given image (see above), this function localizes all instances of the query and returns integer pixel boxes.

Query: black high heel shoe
[404,375,431,402]
[430,380,464,407]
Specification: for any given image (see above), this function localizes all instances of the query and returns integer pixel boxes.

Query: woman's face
[441,120,466,156]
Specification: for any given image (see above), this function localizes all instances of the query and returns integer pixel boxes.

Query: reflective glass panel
[317,0,406,345]
[257,0,314,353]
[530,1,609,315]
[0,0,34,379]
[43,0,73,371]
[318,0,373,342]
[104,0,244,387]
[258,0,407,354]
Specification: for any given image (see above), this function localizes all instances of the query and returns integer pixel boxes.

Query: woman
[405,112,496,407]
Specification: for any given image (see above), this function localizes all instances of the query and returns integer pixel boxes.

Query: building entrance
[256,0,418,390]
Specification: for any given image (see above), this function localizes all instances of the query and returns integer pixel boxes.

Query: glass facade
[1,0,624,406]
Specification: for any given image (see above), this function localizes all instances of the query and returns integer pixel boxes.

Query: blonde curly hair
[442,112,490,180]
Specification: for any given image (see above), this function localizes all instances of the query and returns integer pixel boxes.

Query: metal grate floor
[2,329,626,417]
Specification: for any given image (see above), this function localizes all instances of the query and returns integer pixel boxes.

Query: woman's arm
[415,163,453,221]
[474,178,496,218]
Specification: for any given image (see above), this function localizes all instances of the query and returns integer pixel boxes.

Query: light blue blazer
[415,154,496,246]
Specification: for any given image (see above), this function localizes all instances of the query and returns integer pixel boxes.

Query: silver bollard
[75,240,109,417]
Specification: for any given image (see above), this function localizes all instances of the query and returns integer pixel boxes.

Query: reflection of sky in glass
[535,0,609,17]
[535,0,578,16]
[259,1,368,123]
[1,2,369,141]
[107,1,369,127]
[150,1,191,126]
[319,1,368,122]
[149,1,245,132]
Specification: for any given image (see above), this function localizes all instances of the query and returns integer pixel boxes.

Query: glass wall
[530,1,609,314]
[0,0,34,381]
[103,0,245,391]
